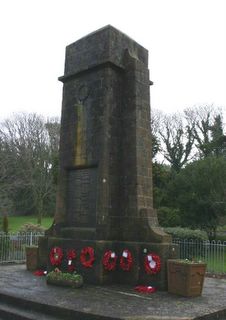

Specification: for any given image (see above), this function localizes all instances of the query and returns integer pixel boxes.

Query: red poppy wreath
[49,247,63,266]
[80,246,95,268]
[144,252,161,275]
[67,249,76,272]
[119,249,133,271]
[102,250,117,271]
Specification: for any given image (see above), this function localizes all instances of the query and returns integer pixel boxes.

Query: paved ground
[0,264,226,319]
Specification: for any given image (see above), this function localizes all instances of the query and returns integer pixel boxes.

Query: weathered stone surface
[39,25,175,289]
[55,25,169,243]
[1,265,226,320]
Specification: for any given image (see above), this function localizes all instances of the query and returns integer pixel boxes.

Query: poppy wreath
[144,252,161,275]
[102,250,117,271]
[134,285,156,294]
[119,249,133,271]
[80,246,95,268]
[49,247,63,266]
[67,249,76,272]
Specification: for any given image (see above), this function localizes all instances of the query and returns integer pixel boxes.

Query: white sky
[0,0,225,121]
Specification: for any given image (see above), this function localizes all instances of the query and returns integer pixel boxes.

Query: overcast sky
[0,0,225,122]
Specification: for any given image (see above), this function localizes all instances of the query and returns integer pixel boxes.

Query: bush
[19,223,46,233]
[215,234,226,242]
[164,227,208,241]
[2,215,9,233]
[165,227,209,259]
[157,207,181,227]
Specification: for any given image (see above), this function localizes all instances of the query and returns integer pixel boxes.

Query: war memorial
[38,25,177,289]
[0,26,226,320]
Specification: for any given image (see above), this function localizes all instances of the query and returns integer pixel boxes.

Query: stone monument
[39,25,177,290]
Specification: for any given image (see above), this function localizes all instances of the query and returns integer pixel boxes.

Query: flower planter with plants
[167,259,206,297]
[46,270,83,288]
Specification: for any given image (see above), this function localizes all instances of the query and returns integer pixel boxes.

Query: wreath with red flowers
[134,285,156,294]
[119,249,133,271]
[144,252,161,275]
[102,250,117,271]
[80,246,95,268]
[49,247,63,266]
[67,249,76,272]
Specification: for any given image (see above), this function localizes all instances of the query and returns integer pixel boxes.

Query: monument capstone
[39,25,177,289]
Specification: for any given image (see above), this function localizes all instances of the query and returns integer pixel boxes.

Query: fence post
[30,232,33,246]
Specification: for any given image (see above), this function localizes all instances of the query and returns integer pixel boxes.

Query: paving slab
[0,264,226,320]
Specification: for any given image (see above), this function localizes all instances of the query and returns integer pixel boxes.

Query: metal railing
[173,239,226,274]
[0,232,44,263]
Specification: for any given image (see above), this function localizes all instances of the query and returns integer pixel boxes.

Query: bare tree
[184,105,223,158]
[150,109,163,159]
[0,113,60,223]
[157,112,194,172]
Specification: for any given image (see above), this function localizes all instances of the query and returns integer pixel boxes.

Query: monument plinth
[39,25,177,289]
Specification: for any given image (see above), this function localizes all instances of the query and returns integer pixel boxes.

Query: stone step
[0,293,65,320]
[0,301,57,320]
[0,292,113,320]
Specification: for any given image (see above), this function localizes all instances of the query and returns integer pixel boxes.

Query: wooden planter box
[46,272,83,289]
[26,246,39,271]
[167,259,206,297]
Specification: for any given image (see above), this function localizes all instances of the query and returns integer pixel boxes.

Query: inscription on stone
[67,168,97,227]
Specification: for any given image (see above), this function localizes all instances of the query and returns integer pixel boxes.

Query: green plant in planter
[46,271,83,288]
[177,258,205,264]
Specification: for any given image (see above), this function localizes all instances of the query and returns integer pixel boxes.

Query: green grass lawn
[204,255,226,273]
[192,253,226,273]
[7,216,53,233]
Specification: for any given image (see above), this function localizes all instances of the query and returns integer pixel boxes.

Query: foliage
[157,207,181,227]
[152,105,225,167]
[210,115,226,157]
[153,163,182,227]
[152,162,172,208]
[2,215,9,234]
[151,134,161,159]
[172,259,205,264]
[164,227,208,241]
[167,156,226,236]
[0,105,224,234]
[184,105,225,159]
[152,110,195,171]
[0,113,60,223]
[215,234,226,242]
[46,270,83,288]
[151,107,226,235]
[47,271,82,282]
[150,110,162,159]
[18,223,46,233]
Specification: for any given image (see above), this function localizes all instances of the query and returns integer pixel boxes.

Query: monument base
[38,236,178,290]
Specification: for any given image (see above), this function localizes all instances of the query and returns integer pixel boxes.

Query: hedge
[164,227,208,241]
